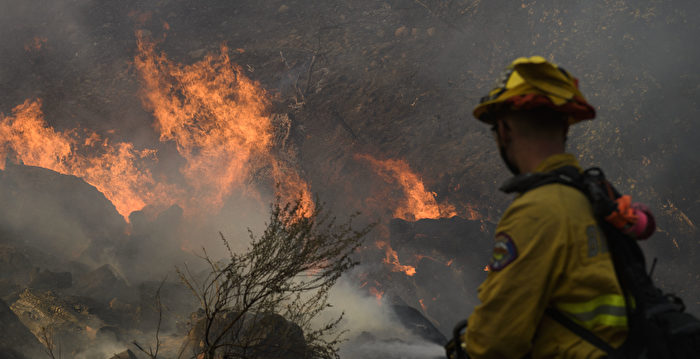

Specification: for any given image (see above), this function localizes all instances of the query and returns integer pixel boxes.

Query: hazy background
[0,0,698,353]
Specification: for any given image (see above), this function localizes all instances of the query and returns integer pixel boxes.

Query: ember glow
[465,204,482,221]
[369,286,385,304]
[355,153,456,221]
[24,36,47,52]
[376,240,416,276]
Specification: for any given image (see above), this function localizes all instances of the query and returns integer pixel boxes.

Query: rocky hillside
[1,0,699,356]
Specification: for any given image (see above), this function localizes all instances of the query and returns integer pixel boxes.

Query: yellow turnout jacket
[464,153,628,358]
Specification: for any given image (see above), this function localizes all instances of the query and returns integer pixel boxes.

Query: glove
[445,320,469,359]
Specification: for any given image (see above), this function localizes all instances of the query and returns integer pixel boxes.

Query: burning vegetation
[134,31,314,217]
[1,33,315,222]
[0,99,171,221]
[0,0,699,358]
[0,18,473,356]
[355,153,457,222]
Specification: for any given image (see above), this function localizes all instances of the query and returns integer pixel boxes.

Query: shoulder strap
[501,167,628,356]
[545,308,618,357]
[499,166,583,194]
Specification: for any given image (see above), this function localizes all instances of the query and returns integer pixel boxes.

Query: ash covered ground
[0,0,699,358]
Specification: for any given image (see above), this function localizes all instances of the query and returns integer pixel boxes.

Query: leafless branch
[178,197,374,359]
[133,276,167,358]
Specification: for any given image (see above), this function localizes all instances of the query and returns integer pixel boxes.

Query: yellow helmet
[473,56,596,124]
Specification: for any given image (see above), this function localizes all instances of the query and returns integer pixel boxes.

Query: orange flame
[465,203,482,221]
[419,298,427,312]
[0,34,314,223]
[24,37,47,52]
[135,32,313,216]
[414,253,438,262]
[376,240,416,276]
[135,34,270,210]
[355,153,455,221]
[0,99,175,221]
[85,325,98,340]
[369,287,384,304]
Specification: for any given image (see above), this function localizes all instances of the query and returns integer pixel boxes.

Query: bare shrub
[176,199,373,359]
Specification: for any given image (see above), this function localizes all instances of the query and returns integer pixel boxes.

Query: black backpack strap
[545,308,618,357]
[501,167,624,357]
[499,166,583,194]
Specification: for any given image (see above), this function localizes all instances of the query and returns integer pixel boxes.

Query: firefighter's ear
[497,119,513,146]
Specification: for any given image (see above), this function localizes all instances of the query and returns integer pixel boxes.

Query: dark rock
[9,288,112,357]
[389,217,493,262]
[385,217,493,334]
[70,264,135,304]
[0,164,127,262]
[118,204,188,282]
[0,243,90,299]
[183,310,309,359]
[28,268,72,290]
[391,304,447,345]
[0,245,34,289]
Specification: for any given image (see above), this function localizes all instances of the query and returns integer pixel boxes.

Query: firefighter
[463,56,627,358]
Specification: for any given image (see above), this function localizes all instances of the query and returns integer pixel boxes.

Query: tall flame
[0,33,314,222]
[0,99,175,221]
[134,32,313,216]
[355,153,456,221]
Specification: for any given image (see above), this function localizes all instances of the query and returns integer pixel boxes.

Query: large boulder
[183,310,310,359]
[0,164,126,264]
[10,288,107,355]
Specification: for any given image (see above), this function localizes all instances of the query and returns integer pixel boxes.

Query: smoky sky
[1,0,699,325]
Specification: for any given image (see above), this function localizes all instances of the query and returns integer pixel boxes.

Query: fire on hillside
[0,31,490,342]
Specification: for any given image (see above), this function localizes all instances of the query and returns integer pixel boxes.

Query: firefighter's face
[491,118,520,175]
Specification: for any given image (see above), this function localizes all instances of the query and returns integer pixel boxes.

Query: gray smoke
[1,1,699,357]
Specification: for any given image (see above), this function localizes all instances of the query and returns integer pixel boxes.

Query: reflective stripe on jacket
[464,153,628,359]
[556,294,628,329]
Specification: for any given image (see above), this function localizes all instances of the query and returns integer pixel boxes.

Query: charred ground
[0,0,699,357]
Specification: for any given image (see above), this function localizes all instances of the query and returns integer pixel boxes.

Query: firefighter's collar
[499,153,582,194]
[533,153,582,174]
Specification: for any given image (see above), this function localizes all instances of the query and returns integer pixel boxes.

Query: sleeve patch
[488,232,518,272]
